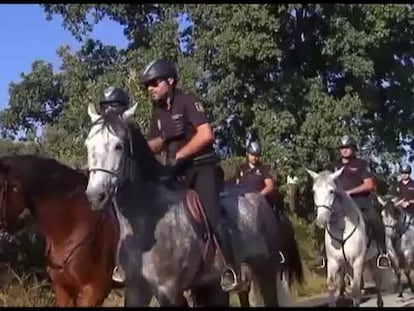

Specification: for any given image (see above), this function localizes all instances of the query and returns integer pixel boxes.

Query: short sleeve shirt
[397,180,414,209]
[236,163,272,193]
[332,157,373,197]
[147,88,214,159]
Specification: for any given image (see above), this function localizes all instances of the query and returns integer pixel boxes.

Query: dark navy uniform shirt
[236,163,272,193]
[397,179,414,210]
[331,157,373,198]
[147,88,215,162]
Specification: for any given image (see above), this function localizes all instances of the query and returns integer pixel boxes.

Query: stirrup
[220,266,239,292]
[112,266,126,283]
[316,257,326,269]
[376,254,390,270]
[278,251,286,264]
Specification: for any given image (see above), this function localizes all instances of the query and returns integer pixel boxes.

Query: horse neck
[332,187,362,226]
[127,122,164,182]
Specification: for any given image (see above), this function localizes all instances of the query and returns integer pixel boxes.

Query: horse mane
[1,154,87,199]
[99,111,165,182]
[315,170,363,220]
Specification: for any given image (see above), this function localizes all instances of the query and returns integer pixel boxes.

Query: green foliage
[1,3,413,208]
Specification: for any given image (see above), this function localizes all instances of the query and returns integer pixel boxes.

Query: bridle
[315,190,360,266]
[87,120,136,196]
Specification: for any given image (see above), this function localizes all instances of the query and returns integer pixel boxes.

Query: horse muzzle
[85,188,111,211]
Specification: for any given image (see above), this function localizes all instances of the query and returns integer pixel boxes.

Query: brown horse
[0,154,119,306]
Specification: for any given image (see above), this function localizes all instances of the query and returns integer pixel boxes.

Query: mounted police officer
[97,86,131,116]
[93,86,132,283]
[138,58,244,292]
[235,141,277,210]
[395,164,414,212]
[316,135,391,270]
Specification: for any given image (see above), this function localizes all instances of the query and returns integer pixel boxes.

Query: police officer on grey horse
[235,141,277,210]
[395,164,414,213]
[316,135,391,270]
[138,58,244,292]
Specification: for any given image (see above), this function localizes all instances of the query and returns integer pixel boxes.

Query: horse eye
[329,189,334,194]
[115,144,123,151]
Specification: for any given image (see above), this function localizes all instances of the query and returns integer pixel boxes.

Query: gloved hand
[161,114,186,142]
[169,156,192,178]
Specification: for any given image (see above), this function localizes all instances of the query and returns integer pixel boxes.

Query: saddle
[181,189,220,264]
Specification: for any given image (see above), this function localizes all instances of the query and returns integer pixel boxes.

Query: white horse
[377,194,414,298]
[306,168,389,307]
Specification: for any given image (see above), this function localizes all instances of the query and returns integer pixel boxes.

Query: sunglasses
[146,79,165,88]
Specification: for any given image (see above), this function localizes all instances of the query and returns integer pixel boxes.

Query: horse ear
[376,195,387,207]
[305,168,319,180]
[330,167,344,180]
[88,102,100,123]
[122,102,138,121]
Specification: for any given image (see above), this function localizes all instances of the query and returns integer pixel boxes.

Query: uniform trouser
[184,163,236,265]
[353,196,387,252]
[319,196,387,255]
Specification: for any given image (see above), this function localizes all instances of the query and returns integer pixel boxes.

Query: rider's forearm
[147,137,164,154]
[347,180,374,196]
[260,185,274,196]
[175,132,213,159]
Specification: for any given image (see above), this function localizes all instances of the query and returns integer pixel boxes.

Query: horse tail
[283,217,305,287]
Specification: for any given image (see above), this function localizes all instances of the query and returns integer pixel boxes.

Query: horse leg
[237,289,250,307]
[249,263,279,307]
[52,283,75,307]
[368,259,384,307]
[124,277,152,307]
[404,254,414,294]
[338,267,346,298]
[351,258,364,307]
[76,283,109,307]
[326,259,341,307]
[191,284,229,307]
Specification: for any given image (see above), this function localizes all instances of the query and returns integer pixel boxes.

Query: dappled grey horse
[377,194,414,298]
[83,102,300,307]
[306,168,390,307]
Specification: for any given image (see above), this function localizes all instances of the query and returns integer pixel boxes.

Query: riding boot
[375,223,391,270]
[214,222,243,292]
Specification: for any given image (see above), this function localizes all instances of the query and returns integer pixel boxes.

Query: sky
[0,4,128,110]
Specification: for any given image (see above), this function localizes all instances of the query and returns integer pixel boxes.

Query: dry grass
[0,264,326,307]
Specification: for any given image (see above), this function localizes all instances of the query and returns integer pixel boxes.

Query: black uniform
[396,179,414,213]
[331,157,387,254]
[236,162,276,206]
[147,88,223,229]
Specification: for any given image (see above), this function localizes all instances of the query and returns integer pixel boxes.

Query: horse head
[377,194,401,238]
[305,167,344,229]
[84,101,138,210]
[0,158,31,247]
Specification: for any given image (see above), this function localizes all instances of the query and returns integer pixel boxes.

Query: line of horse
[1,100,411,307]
[306,168,414,307]
[0,103,307,307]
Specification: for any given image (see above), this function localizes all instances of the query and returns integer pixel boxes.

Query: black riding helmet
[139,59,178,86]
[400,164,412,174]
[247,141,261,156]
[338,135,357,148]
[99,86,130,108]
